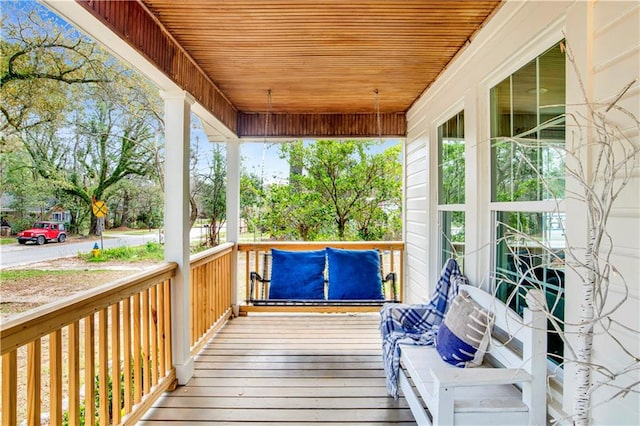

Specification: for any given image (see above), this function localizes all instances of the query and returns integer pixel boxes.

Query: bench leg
[433,380,454,425]
[399,368,432,426]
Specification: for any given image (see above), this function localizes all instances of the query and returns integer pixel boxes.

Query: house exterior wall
[404,0,639,424]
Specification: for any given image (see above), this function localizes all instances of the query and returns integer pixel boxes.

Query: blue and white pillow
[435,290,494,367]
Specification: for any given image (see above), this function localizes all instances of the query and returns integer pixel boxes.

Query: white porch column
[162,90,194,384]
[226,139,241,315]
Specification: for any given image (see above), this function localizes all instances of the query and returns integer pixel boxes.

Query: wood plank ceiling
[79,0,503,138]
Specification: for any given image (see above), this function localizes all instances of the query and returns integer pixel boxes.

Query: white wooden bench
[398,284,547,425]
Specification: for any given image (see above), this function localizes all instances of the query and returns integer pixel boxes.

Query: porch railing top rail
[190,241,234,268]
[237,241,405,251]
[1,262,177,355]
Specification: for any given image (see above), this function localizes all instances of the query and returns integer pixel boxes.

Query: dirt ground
[1,257,160,321]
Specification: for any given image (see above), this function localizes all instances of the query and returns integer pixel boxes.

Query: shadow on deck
[141,313,415,425]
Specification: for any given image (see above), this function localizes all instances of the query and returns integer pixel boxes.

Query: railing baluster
[27,339,41,425]
[157,284,166,377]
[111,303,121,425]
[49,329,63,425]
[164,280,173,370]
[214,259,220,324]
[2,350,17,426]
[84,315,96,426]
[133,293,142,404]
[190,271,196,346]
[142,289,150,395]
[122,297,133,413]
[150,285,159,387]
[68,321,80,425]
[98,308,109,424]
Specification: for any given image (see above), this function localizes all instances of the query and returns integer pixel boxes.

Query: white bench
[398,284,547,425]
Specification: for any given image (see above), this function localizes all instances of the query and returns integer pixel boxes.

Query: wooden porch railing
[1,263,177,426]
[189,242,234,355]
[236,241,404,314]
[1,241,400,424]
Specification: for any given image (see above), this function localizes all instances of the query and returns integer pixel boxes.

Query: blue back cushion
[326,247,383,300]
[268,249,326,300]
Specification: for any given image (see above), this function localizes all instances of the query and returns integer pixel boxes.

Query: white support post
[226,139,241,315]
[162,90,194,384]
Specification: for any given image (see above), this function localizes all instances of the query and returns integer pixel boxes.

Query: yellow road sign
[92,200,108,218]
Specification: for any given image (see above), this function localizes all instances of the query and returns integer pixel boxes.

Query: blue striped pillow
[435,290,494,367]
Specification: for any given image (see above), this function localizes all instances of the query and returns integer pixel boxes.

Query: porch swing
[247,89,399,308]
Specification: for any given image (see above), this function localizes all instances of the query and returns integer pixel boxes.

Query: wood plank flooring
[141,313,415,425]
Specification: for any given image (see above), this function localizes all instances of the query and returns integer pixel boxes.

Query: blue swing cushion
[268,249,326,300]
[326,247,384,300]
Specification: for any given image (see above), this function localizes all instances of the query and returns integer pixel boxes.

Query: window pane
[490,41,566,202]
[438,111,465,204]
[492,139,565,201]
[512,59,538,136]
[494,211,565,364]
[440,211,465,271]
[539,42,566,138]
[490,77,511,138]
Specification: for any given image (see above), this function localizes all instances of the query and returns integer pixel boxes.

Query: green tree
[1,4,163,235]
[280,140,402,240]
[263,181,328,241]
[351,144,402,240]
[1,6,109,144]
[195,143,226,246]
[240,172,264,236]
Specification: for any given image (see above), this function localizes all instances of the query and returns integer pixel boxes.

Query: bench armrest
[430,367,532,387]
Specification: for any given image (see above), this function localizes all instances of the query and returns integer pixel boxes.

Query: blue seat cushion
[268,249,326,300]
[326,247,383,300]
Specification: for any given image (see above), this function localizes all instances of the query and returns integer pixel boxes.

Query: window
[438,111,465,269]
[490,41,566,364]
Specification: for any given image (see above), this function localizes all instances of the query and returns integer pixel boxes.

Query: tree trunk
[90,214,98,235]
[120,191,131,228]
[574,217,597,425]
[337,217,347,240]
[208,217,219,247]
[69,210,78,234]
[189,196,198,229]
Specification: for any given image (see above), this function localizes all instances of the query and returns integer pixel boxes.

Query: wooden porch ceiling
[76,0,503,138]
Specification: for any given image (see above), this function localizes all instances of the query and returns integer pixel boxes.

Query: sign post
[92,199,108,250]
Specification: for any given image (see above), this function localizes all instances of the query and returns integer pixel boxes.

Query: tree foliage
[267,140,402,241]
[1,3,163,235]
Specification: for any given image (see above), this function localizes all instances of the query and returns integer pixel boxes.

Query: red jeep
[17,221,67,245]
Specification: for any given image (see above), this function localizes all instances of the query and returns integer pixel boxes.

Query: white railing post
[226,139,241,316]
[162,90,194,384]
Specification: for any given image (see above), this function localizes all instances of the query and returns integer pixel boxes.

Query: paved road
[0,232,164,268]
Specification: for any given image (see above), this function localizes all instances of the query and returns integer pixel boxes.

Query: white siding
[404,134,430,302]
[404,0,639,423]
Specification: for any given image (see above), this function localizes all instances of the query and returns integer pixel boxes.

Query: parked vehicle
[17,221,67,245]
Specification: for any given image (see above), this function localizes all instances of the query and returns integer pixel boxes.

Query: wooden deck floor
[141,313,415,425]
